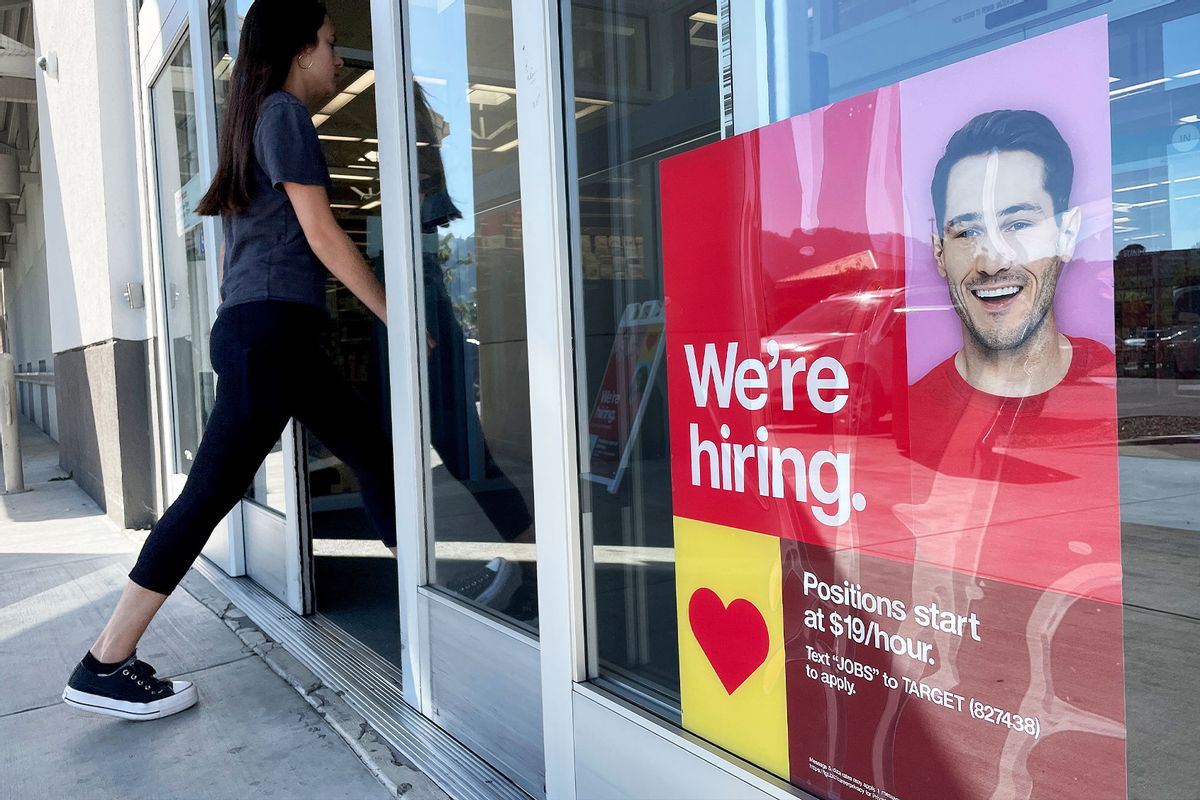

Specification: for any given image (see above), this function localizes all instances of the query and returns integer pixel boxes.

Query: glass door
[150,34,212,490]
[147,31,265,579]
[198,2,310,612]
[297,0,402,667]
[396,0,543,795]
[210,0,402,631]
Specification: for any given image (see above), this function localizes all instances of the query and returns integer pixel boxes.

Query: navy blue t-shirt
[218,90,333,315]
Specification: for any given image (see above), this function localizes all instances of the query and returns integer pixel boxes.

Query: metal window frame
[510,1,585,797]
[368,0,430,711]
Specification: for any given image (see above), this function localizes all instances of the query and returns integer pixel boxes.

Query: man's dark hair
[931,109,1073,232]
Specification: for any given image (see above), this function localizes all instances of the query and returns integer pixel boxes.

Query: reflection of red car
[766,288,906,432]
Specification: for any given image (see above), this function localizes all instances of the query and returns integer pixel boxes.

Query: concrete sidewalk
[0,419,445,800]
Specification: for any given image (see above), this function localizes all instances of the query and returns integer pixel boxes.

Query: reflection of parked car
[1162,286,1200,378]
[766,288,906,432]
[1118,286,1200,378]
[1117,331,1158,377]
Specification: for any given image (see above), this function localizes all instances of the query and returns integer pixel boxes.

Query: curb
[177,570,450,800]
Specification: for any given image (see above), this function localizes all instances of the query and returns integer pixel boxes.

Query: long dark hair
[412,82,461,230]
[197,0,328,216]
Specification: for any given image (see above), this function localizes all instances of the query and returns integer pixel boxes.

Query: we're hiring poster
[661,19,1125,800]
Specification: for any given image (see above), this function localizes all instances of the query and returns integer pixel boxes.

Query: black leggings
[423,251,533,540]
[129,301,396,596]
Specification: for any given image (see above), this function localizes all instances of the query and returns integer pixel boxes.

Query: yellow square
[675,516,790,779]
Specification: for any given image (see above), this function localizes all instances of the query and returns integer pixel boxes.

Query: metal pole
[0,352,25,493]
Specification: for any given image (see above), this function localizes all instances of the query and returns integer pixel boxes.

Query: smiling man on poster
[906,108,1121,601]
[918,109,1108,398]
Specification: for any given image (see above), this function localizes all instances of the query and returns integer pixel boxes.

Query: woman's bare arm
[284,182,388,325]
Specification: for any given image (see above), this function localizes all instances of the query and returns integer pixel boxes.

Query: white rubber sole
[62,681,198,721]
[476,560,522,609]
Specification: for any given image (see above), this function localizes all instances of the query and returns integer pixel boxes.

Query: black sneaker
[502,579,539,627]
[446,557,522,609]
[62,654,198,721]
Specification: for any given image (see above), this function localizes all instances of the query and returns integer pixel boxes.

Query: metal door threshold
[195,558,531,800]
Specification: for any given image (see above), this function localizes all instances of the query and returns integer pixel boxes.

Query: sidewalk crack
[0,699,64,719]
[175,652,258,678]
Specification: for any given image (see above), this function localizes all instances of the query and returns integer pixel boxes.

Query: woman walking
[61,0,395,720]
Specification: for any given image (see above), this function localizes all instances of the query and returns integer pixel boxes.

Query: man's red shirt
[902,335,1121,604]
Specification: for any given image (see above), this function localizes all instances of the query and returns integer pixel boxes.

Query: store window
[569,1,1199,797]
[150,34,213,475]
[570,0,721,710]
[404,0,538,630]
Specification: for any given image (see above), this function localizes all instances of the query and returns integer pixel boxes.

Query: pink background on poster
[900,17,1115,383]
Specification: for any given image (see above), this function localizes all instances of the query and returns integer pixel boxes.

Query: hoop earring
[298,53,313,70]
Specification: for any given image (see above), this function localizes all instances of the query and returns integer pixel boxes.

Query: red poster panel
[661,19,1124,800]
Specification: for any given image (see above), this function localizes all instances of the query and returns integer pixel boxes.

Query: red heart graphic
[688,588,769,695]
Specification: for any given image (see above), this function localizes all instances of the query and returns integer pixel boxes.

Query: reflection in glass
[299,0,399,661]
[570,1,721,709]
[569,1,1200,796]
[1109,10,1200,795]
[152,36,214,475]
[406,0,537,630]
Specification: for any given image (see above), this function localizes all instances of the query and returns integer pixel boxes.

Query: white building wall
[29,0,160,528]
[96,2,153,345]
[34,0,148,353]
